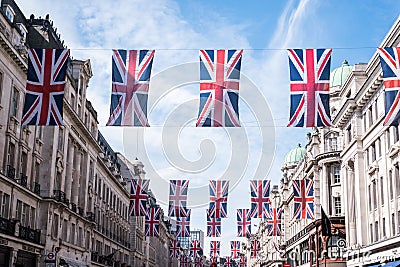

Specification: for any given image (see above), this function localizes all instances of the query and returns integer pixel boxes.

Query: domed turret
[330,60,352,88]
[284,144,306,164]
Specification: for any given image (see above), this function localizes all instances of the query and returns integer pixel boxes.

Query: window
[327,236,342,258]
[52,214,59,238]
[380,176,385,205]
[333,166,340,184]
[371,144,376,162]
[375,221,379,241]
[86,231,90,249]
[20,152,28,178]
[10,87,19,117]
[35,126,43,139]
[29,207,35,228]
[78,227,83,247]
[71,94,76,108]
[1,193,10,218]
[58,128,64,151]
[78,104,81,116]
[389,170,394,200]
[368,106,373,126]
[372,181,377,209]
[368,184,372,211]
[383,218,386,238]
[329,137,338,152]
[387,130,391,149]
[370,223,373,243]
[2,5,15,22]
[62,219,68,240]
[16,23,27,41]
[15,200,22,221]
[333,196,341,216]
[376,138,381,158]
[7,142,15,167]
[347,125,352,144]
[21,203,28,226]
[392,213,395,237]
[70,223,76,244]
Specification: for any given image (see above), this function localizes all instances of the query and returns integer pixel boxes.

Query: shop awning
[384,260,400,267]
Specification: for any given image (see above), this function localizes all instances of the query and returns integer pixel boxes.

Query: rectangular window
[86,231,90,249]
[15,200,22,221]
[70,223,76,244]
[383,218,386,238]
[1,194,9,218]
[380,176,385,205]
[371,144,376,162]
[372,181,377,209]
[29,207,35,228]
[389,170,394,200]
[58,128,64,151]
[387,130,391,149]
[52,214,59,238]
[396,165,400,197]
[7,142,15,168]
[62,219,68,240]
[370,223,373,243]
[10,87,19,117]
[71,94,76,108]
[20,152,27,176]
[374,221,379,241]
[392,213,395,237]
[78,226,83,247]
[21,203,28,226]
[333,196,341,216]
[333,166,340,184]
[347,126,352,144]
[377,138,381,158]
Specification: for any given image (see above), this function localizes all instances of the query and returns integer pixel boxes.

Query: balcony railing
[70,203,77,212]
[19,173,28,187]
[86,212,95,222]
[33,182,40,195]
[0,216,15,235]
[19,225,40,243]
[77,207,84,216]
[53,190,68,204]
[6,165,15,180]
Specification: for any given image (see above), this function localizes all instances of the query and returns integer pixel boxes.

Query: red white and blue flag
[180,255,189,267]
[106,50,154,126]
[207,209,222,237]
[197,50,242,127]
[209,180,229,218]
[168,180,189,217]
[267,207,282,236]
[144,207,160,237]
[239,255,247,267]
[210,241,220,258]
[237,209,251,237]
[176,209,191,237]
[224,256,233,266]
[194,257,203,267]
[22,49,69,126]
[250,180,271,218]
[251,240,260,259]
[230,241,240,258]
[129,179,149,216]
[287,48,332,127]
[170,239,180,258]
[190,240,202,258]
[293,179,314,219]
[378,47,400,126]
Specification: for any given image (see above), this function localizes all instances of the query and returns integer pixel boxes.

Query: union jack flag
[197,50,242,127]
[207,209,222,237]
[144,207,161,237]
[237,209,251,237]
[267,207,282,236]
[251,240,260,259]
[378,47,400,126]
[287,48,332,127]
[230,241,240,258]
[168,180,189,217]
[180,255,189,267]
[129,179,149,216]
[210,241,220,258]
[176,209,191,237]
[106,50,154,126]
[239,255,247,267]
[194,257,203,267]
[209,180,229,218]
[224,256,234,266]
[250,180,271,218]
[170,239,180,258]
[293,179,314,219]
[22,49,69,126]
[190,240,202,258]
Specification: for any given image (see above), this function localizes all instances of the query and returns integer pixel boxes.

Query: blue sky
[17,0,400,258]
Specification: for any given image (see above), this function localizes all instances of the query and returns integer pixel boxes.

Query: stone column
[9,247,17,266]
[72,148,82,205]
[65,140,75,201]
[347,161,357,246]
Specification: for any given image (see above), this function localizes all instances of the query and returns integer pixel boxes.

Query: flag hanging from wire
[208,180,229,218]
[287,48,332,127]
[293,179,314,219]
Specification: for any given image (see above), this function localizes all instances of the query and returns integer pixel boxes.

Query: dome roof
[330,60,352,88]
[284,144,306,164]
[131,157,144,166]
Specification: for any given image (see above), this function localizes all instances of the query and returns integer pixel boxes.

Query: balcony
[19,225,40,243]
[77,207,84,216]
[19,173,27,187]
[6,165,15,180]
[0,216,15,235]
[53,190,68,204]
[86,212,95,222]
[33,182,40,195]
[70,203,77,212]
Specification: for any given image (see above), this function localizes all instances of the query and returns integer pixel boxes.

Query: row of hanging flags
[129,178,314,261]
[20,47,400,127]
